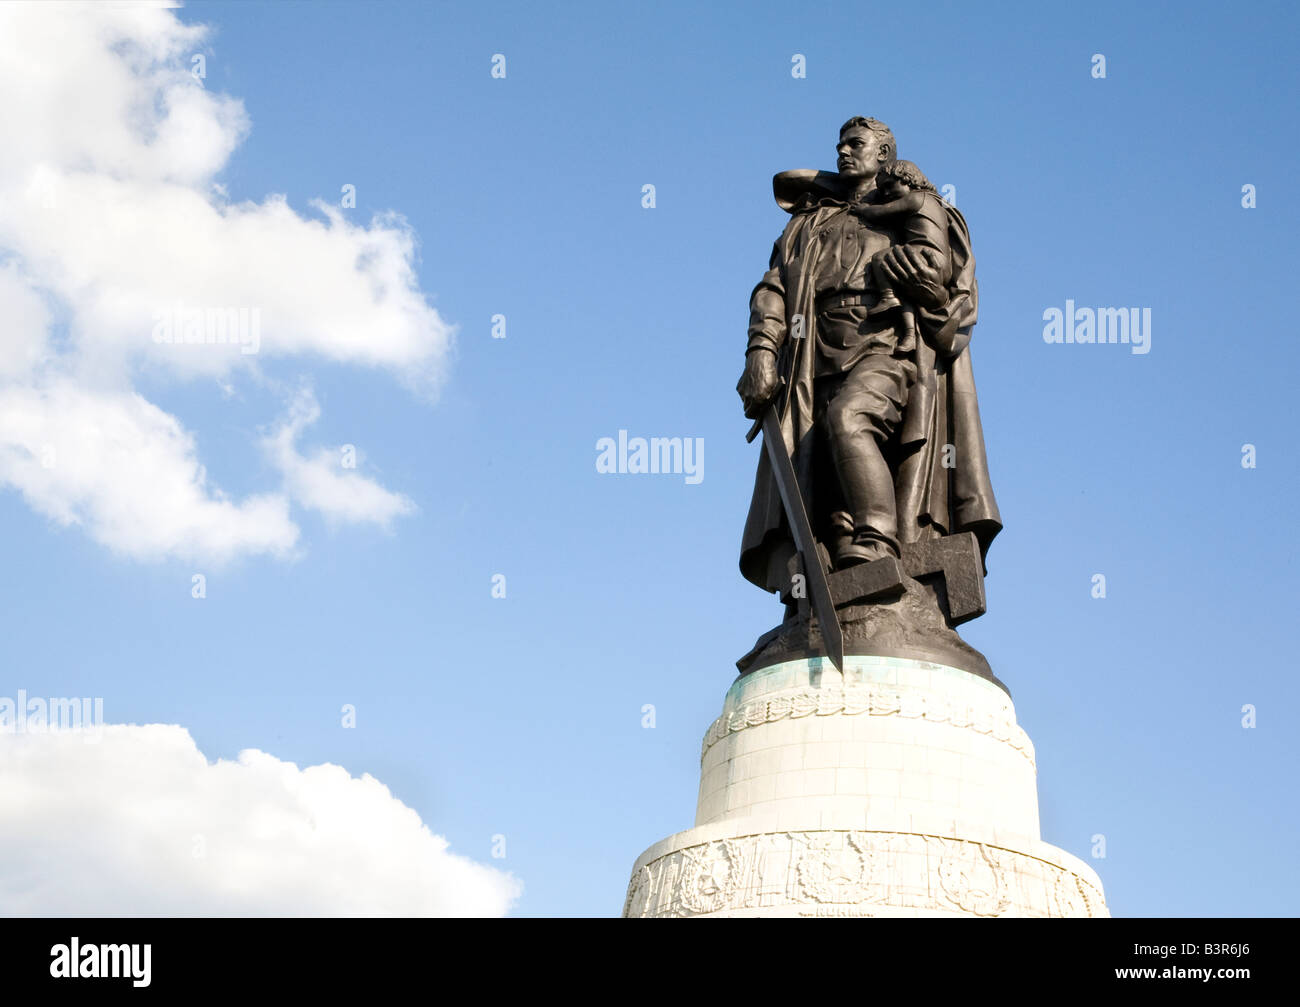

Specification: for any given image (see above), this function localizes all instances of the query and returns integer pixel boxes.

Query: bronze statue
[735,116,1003,683]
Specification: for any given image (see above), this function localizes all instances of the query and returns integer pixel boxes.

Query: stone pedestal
[622,655,1108,918]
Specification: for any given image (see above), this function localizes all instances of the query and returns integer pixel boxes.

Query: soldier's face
[837,127,885,180]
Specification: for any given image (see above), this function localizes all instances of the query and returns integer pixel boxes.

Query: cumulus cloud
[0,380,299,562]
[0,3,451,562]
[0,262,51,380]
[263,388,417,527]
[0,724,520,916]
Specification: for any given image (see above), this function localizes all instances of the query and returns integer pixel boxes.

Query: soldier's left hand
[874,245,947,306]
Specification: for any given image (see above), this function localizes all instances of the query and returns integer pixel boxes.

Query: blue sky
[2,0,1297,916]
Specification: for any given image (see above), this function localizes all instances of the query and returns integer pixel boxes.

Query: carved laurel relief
[623,830,1105,919]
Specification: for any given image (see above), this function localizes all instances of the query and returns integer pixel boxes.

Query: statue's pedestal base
[622,656,1108,918]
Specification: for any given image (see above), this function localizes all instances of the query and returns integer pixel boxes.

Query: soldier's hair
[838,116,896,164]
[879,159,936,193]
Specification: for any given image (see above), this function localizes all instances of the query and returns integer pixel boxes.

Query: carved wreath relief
[623,830,1106,918]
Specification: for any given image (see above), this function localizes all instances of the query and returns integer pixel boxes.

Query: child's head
[878,159,935,194]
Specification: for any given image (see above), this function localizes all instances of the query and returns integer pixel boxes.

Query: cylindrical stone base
[623,656,1108,918]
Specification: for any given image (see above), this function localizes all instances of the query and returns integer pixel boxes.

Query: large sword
[746,388,846,672]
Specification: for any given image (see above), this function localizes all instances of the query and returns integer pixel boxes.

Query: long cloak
[739,176,1002,594]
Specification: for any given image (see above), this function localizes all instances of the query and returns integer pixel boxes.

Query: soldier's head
[837,117,895,181]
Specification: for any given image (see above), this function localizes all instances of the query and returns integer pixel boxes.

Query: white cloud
[264,388,417,527]
[0,724,521,916]
[0,3,451,562]
[0,381,298,562]
[0,262,51,379]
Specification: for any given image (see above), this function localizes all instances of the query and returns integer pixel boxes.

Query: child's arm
[852,189,925,221]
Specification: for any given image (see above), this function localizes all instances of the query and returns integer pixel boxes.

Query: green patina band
[723,654,1009,717]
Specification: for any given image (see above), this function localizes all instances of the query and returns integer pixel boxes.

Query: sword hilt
[744,378,787,443]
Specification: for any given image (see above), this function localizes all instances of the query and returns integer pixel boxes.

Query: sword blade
[758,404,845,672]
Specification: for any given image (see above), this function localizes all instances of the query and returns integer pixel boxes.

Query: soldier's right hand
[737,348,779,419]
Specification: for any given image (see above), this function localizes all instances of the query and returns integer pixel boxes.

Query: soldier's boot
[827,510,857,570]
[836,533,898,568]
[831,448,902,570]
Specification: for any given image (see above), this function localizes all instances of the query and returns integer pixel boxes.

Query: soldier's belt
[815,292,871,312]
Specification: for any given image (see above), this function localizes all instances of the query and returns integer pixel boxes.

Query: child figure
[851,159,951,317]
